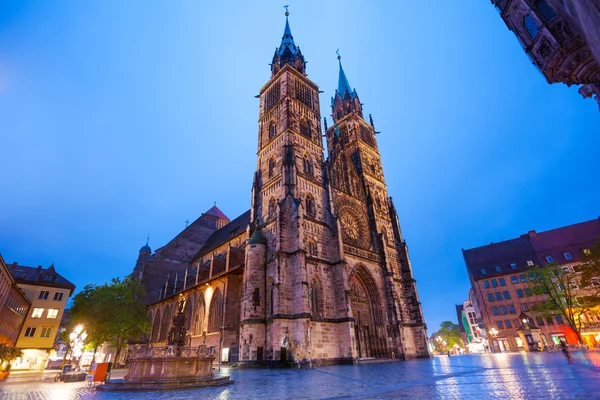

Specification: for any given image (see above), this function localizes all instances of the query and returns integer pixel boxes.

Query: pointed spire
[278,6,297,55]
[271,6,306,76]
[336,50,353,98]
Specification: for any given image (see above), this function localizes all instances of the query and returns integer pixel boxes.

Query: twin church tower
[140,12,429,365]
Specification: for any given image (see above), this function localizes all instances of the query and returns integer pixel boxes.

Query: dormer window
[43,275,54,282]
[14,271,26,278]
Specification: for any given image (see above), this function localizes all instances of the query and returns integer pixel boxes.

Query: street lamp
[489,328,498,353]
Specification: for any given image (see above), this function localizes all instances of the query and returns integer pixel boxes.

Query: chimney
[528,230,537,237]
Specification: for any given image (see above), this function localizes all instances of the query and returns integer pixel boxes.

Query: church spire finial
[336,50,353,98]
[271,6,305,76]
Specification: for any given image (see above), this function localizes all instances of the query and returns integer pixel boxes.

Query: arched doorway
[349,265,386,359]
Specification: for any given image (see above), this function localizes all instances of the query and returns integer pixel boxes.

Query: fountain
[98,298,233,391]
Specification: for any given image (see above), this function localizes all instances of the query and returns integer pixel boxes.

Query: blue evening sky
[1,1,599,333]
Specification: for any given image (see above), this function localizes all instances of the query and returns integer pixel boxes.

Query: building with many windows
[138,12,430,366]
[0,255,30,347]
[490,0,600,108]
[7,262,75,370]
[463,217,600,351]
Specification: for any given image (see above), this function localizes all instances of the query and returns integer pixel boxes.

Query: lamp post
[489,328,498,353]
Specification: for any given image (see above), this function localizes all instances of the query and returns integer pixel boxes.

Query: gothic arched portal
[349,265,388,359]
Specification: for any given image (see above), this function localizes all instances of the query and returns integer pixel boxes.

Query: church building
[134,12,430,366]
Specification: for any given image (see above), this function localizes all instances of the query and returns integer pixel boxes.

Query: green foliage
[528,256,600,343]
[0,344,23,371]
[69,277,151,362]
[433,321,464,351]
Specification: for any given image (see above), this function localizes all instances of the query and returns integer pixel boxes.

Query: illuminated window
[32,308,44,318]
[47,309,59,319]
[527,260,534,266]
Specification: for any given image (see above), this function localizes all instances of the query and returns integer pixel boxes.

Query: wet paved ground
[1,351,600,399]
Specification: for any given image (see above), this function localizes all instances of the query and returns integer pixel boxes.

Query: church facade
[136,13,430,366]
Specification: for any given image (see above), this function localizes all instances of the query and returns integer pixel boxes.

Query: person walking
[560,339,574,364]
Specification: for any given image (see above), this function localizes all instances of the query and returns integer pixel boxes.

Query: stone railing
[130,345,215,359]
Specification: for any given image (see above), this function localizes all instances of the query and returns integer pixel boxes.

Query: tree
[70,277,151,365]
[433,321,464,351]
[528,259,600,344]
[0,344,22,372]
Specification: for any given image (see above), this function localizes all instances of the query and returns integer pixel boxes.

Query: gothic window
[268,158,275,178]
[151,309,161,342]
[300,119,311,139]
[207,289,222,333]
[303,155,313,176]
[265,82,280,111]
[159,305,172,342]
[308,239,317,256]
[535,0,556,21]
[269,284,275,316]
[360,125,376,148]
[336,110,342,120]
[524,14,539,39]
[310,276,323,317]
[306,194,316,217]
[252,288,260,307]
[194,297,205,336]
[295,81,313,108]
[268,197,276,217]
[268,122,276,140]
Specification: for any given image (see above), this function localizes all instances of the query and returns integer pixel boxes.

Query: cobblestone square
[1,352,600,399]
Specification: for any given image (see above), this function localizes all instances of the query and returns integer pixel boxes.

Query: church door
[350,278,376,358]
